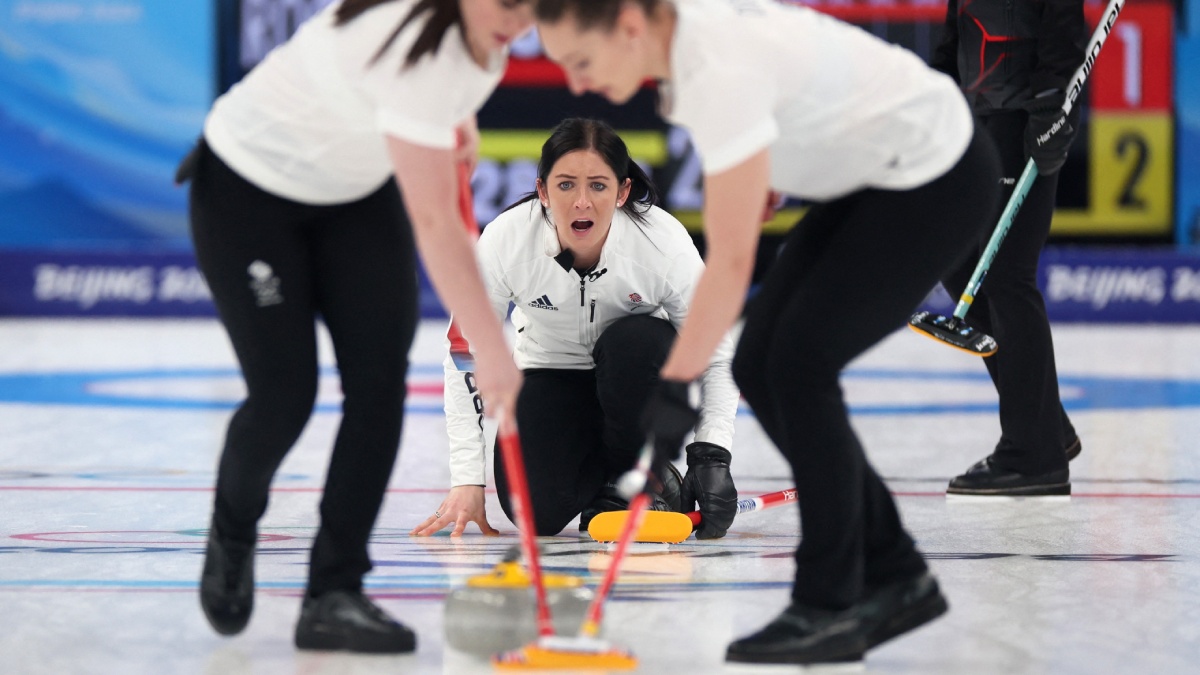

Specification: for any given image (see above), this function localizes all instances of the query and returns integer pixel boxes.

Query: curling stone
[444,552,595,655]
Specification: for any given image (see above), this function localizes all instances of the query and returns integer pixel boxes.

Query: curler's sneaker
[655,461,685,513]
[199,523,255,636]
[578,466,683,532]
[725,573,948,665]
[947,456,1070,496]
[578,484,628,532]
[294,590,416,653]
[1065,436,1082,462]
[858,573,949,650]
[725,603,866,665]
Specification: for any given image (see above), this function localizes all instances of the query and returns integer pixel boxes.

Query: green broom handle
[952,0,1126,322]
[952,161,1038,320]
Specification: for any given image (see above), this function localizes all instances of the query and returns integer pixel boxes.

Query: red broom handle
[686,488,798,527]
[579,490,651,637]
[457,162,479,234]
[496,430,556,638]
[578,439,656,637]
[461,161,553,638]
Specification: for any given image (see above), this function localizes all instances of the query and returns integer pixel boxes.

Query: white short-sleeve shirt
[203,0,506,204]
[661,0,973,201]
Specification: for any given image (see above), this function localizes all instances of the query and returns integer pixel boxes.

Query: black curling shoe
[1065,436,1083,462]
[579,464,685,531]
[725,604,866,665]
[294,590,416,653]
[947,456,1070,496]
[858,573,949,650]
[656,462,685,513]
[199,524,256,635]
[725,573,948,665]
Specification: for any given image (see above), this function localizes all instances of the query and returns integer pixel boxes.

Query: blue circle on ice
[1,366,1199,414]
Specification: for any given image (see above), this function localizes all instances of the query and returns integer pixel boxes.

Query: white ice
[1,318,1198,674]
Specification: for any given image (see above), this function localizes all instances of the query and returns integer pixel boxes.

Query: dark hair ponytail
[336,0,461,68]
[509,118,660,226]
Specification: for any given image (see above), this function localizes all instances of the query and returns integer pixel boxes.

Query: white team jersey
[662,0,973,201]
[442,201,740,486]
[204,0,506,204]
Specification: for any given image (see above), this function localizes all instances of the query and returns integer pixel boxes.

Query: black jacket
[930,0,1087,114]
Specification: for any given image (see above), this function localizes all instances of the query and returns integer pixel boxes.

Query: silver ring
[433,510,442,519]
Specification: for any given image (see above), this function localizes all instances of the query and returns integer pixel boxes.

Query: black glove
[639,380,699,465]
[1023,90,1080,176]
[680,442,737,540]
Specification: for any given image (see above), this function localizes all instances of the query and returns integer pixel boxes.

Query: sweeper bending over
[533,0,1009,666]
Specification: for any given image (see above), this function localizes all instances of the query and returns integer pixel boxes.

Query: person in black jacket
[931,0,1085,495]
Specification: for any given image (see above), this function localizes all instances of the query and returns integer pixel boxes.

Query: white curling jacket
[443,200,739,486]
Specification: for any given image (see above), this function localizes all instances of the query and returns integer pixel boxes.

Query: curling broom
[492,441,659,670]
[448,161,560,651]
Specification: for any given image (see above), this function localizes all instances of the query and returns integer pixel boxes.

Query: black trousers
[188,141,418,596]
[494,315,676,535]
[733,127,1002,609]
[942,111,1076,475]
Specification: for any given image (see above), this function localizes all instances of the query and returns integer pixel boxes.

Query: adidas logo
[527,294,558,311]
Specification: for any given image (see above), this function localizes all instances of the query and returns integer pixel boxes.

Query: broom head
[908,311,997,357]
[587,510,693,544]
[492,635,637,670]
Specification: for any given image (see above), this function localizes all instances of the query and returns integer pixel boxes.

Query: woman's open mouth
[571,219,594,234]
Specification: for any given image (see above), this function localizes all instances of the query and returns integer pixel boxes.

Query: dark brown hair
[509,117,659,226]
[533,0,659,30]
[336,0,462,68]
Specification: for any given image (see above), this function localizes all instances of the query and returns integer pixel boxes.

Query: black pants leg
[306,183,418,595]
[732,129,1001,609]
[190,147,321,545]
[494,315,676,534]
[495,369,606,535]
[593,315,678,476]
[942,112,1075,474]
[190,144,416,595]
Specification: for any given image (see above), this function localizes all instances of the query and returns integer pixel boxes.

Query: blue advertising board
[0,250,212,316]
[1038,248,1200,322]
[915,248,1200,323]
[4,243,1199,322]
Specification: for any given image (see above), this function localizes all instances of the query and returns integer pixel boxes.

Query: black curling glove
[639,380,699,465]
[1023,89,1080,176]
[681,442,737,540]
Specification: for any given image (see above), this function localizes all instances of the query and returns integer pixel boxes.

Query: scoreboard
[1061,0,1174,236]
[226,0,1177,239]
